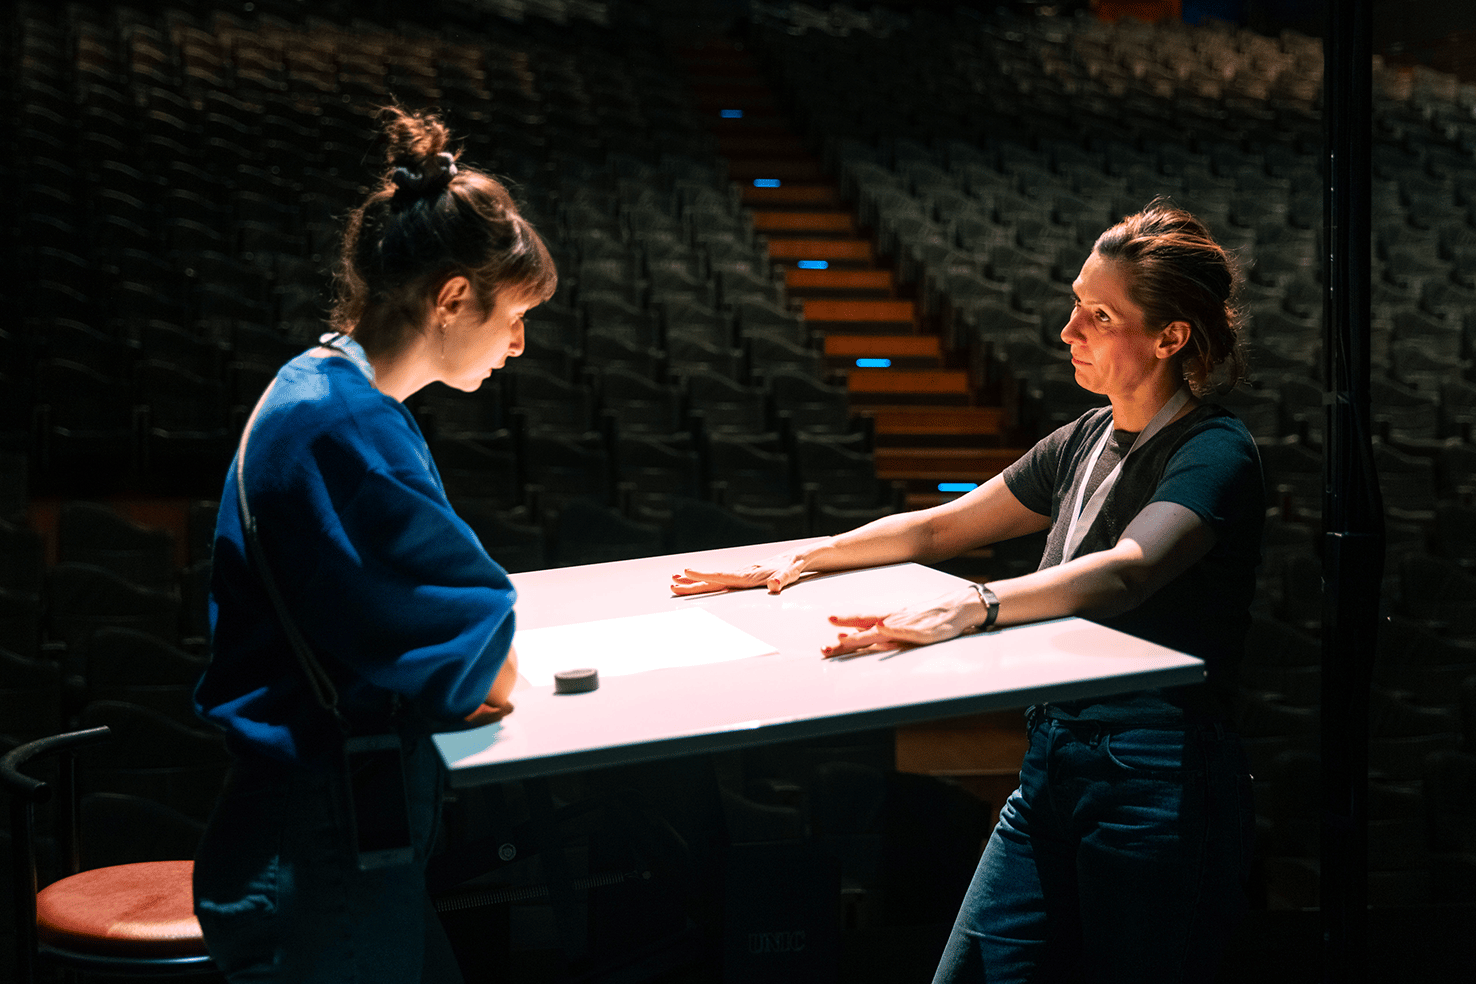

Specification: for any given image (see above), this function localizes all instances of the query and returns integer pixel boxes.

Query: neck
[345,332,435,403]
[1108,377,1191,432]
[350,308,437,402]
[368,347,435,402]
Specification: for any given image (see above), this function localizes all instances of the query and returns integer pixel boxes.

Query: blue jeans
[193,732,463,983]
[932,712,1255,984]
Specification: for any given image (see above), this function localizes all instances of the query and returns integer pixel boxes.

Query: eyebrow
[1072,287,1118,318]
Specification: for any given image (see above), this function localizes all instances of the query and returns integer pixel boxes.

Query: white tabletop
[434,539,1206,786]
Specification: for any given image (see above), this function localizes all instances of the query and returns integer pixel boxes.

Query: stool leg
[10,795,39,984]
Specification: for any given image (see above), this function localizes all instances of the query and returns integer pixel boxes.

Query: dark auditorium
[4,0,1476,981]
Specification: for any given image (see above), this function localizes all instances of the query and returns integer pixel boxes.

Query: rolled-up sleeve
[304,464,516,723]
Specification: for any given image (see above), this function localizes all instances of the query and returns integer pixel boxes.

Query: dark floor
[475,905,1476,984]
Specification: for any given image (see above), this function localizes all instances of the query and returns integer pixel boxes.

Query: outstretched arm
[671,474,1050,595]
[822,501,1216,656]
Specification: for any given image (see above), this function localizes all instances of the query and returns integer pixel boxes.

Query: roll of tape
[554,668,599,694]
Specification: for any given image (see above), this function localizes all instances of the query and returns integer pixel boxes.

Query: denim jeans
[193,732,463,983]
[932,711,1255,984]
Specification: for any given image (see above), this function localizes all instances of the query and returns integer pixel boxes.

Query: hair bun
[392,151,458,199]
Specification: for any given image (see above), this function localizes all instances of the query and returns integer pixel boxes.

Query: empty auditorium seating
[7,0,1476,913]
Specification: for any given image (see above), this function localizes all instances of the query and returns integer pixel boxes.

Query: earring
[439,321,447,362]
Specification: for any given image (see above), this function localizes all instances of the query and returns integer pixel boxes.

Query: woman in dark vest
[675,201,1263,984]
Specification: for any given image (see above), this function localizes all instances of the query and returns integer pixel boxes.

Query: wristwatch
[971,583,1000,631]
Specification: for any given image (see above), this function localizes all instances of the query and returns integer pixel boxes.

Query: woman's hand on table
[671,552,809,596]
[822,585,985,658]
[464,699,514,726]
[465,645,519,725]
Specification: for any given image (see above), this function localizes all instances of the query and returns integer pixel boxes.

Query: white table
[434,539,1205,786]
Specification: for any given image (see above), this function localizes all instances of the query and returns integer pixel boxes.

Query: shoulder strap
[235,379,351,736]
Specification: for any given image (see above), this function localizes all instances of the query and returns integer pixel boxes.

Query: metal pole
[1321,1,1383,981]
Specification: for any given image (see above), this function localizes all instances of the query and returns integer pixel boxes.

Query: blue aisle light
[937,482,979,493]
[855,358,891,368]
[753,178,781,188]
[796,260,829,269]
[720,109,744,118]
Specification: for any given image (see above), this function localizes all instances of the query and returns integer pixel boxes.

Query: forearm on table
[486,644,518,705]
[801,475,1048,575]
[798,510,938,574]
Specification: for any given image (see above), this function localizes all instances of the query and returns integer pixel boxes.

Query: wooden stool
[37,859,207,959]
[3,726,217,982]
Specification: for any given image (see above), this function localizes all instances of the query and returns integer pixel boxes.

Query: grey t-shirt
[1002,403,1265,723]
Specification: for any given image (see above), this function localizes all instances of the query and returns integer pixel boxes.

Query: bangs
[500,216,559,304]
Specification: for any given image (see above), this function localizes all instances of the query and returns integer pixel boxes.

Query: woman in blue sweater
[193,107,556,982]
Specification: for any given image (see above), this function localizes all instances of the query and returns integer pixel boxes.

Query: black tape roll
[554,668,599,694]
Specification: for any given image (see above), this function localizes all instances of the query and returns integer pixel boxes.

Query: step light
[937,482,979,493]
[796,260,828,269]
[855,358,891,368]
[720,109,744,118]
[753,178,781,188]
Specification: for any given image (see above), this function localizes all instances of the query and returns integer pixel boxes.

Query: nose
[1060,307,1085,345]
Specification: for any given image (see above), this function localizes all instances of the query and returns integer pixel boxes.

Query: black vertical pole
[1321,1,1383,982]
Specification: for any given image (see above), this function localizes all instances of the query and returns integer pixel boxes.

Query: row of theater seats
[755,8,1476,427]
[0,500,227,880]
[4,0,846,509]
[743,4,1476,907]
[0,0,825,916]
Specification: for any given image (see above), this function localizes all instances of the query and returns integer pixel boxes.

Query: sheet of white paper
[514,608,778,688]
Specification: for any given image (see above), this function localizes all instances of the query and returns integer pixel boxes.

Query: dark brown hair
[1093,199,1245,395]
[331,106,557,357]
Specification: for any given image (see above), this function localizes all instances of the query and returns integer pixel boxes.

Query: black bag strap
[235,378,352,736]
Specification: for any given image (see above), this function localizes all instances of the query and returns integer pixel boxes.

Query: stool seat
[36,860,207,958]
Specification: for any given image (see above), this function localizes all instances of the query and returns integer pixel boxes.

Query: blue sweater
[196,343,516,763]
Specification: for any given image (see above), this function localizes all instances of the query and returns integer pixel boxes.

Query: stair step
[826,335,940,369]
[805,298,915,331]
[864,406,1007,448]
[864,406,1006,435]
[690,82,774,106]
[875,447,1023,480]
[728,159,826,182]
[825,335,940,359]
[753,210,857,235]
[683,66,764,83]
[712,117,792,136]
[718,134,812,157]
[847,368,969,393]
[847,369,970,406]
[676,44,749,66]
[786,268,894,297]
[767,239,874,265]
[741,185,843,209]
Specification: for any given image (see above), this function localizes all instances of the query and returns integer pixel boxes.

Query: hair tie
[391,151,458,199]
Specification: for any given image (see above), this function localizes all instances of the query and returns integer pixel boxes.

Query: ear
[433,275,474,321]
[1156,319,1192,360]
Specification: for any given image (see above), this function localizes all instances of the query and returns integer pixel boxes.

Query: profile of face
[436,280,537,392]
[1061,251,1184,400]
